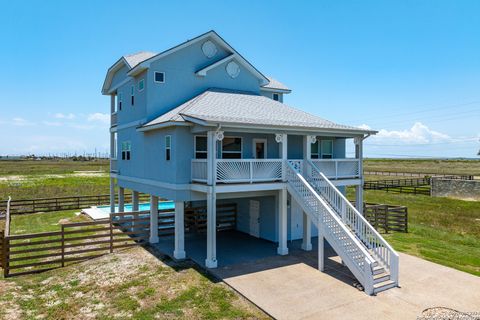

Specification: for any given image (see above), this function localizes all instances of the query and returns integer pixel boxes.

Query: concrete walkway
[212,250,480,319]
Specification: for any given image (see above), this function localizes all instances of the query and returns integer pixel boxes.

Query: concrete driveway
[211,244,480,319]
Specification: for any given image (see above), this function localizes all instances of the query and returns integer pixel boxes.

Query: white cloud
[362,122,451,145]
[54,113,75,120]
[87,113,110,124]
[43,121,63,127]
[12,117,34,126]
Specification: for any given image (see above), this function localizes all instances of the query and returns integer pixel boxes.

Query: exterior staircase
[285,161,399,295]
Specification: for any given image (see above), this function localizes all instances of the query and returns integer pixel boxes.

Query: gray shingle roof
[262,77,291,91]
[123,51,157,69]
[142,89,372,133]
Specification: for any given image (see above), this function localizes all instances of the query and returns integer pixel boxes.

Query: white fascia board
[200,120,377,136]
[260,86,292,94]
[195,54,236,76]
[102,57,130,95]
[126,30,270,85]
[137,121,191,132]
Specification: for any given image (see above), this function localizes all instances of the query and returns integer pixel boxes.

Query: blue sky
[1,0,479,158]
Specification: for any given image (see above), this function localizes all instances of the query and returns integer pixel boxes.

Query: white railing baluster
[304,160,399,286]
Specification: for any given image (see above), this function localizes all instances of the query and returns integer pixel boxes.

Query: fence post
[61,225,65,267]
[3,236,9,277]
[109,215,114,253]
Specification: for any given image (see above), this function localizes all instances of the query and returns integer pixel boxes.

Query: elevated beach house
[101,31,398,295]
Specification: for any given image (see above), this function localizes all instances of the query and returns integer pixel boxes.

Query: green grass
[9,210,89,234]
[0,159,109,176]
[364,158,480,175]
[0,175,110,200]
[353,189,480,276]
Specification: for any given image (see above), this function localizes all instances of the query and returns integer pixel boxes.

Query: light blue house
[102,31,399,295]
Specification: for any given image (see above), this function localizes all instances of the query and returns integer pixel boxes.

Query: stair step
[373,272,391,284]
[373,279,396,294]
[372,266,385,275]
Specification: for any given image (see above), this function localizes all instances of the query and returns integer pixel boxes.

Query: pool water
[97,201,175,213]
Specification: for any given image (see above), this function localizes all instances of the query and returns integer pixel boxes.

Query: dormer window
[154,72,165,83]
[273,93,279,101]
[131,85,135,106]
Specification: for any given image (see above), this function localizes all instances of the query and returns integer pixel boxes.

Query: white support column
[174,201,186,260]
[277,187,288,255]
[132,191,139,211]
[277,134,288,180]
[207,131,216,185]
[149,195,159,243]
[109,177,115,213]
[118,187,125,212]
[355,137,364,214]
[318,234,325,271]
[205,189,217,268]
[301,212,312,251]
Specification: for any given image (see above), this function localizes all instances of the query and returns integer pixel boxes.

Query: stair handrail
[285,162,376,290]
[306,160,399,283]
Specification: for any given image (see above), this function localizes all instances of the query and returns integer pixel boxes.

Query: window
[138,79,145,91]
[321,140,333,159]
[272,93,279,101]
[112,132,118,159]
[154,72,165,83]
[195,136,207,159]
[222,137,242,159]
[311,140,333,159]
[118,93,122,111]
[165,135,172,161]
[131,85,135,106]
[121,141,131,160]
[311,141,319,159]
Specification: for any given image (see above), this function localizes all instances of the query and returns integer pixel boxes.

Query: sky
[0,0,479,158]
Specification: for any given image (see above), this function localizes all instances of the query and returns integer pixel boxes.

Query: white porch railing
[305,160,399,286]
[285,162,376,294]
[191,159,208,182]
[216,159,283,183]
[311,159,360,179]
[191,158,362,184]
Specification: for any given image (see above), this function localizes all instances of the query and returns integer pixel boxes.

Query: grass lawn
[364,159,480,176]
[1,210,269,320]
[353,189,480,276]
[0,159,109,176]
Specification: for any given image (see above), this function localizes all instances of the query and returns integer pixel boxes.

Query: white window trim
[194,135,207,159]
[221,136,243,159]
[252,138,267,159]
[154,71,165,83]
[321,139,333,159]
[138,79,145,92]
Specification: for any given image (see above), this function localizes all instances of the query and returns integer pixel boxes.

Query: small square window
[273,93,279,101]
[138,79,145,91]
[154,72,165,83]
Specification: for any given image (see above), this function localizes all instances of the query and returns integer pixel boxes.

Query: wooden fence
[0,202,238,277]
[365,171,474,180]
[0,194,150,215]
[364,178,431,195]
[364,203,408,233]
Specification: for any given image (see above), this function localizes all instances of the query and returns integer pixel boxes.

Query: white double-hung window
[222,137,242,159]
[311,140,333,159]
[194,136,207,159]
[121,141,131,160]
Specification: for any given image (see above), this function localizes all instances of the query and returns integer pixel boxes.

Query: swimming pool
[82,201,175,220]
[96,201,175,213]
